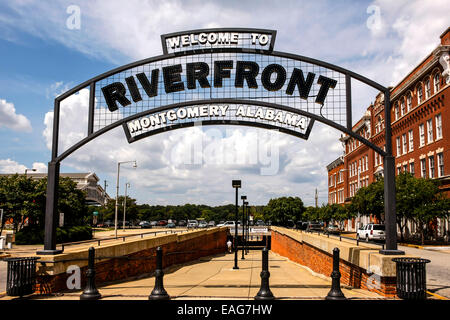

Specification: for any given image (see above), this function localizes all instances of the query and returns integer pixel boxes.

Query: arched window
[400,98,405,116]
[425,78,431,99]
[394,102,399,120]
[406,92,412,112]
[417,84,423,104]
[434,72,440,93]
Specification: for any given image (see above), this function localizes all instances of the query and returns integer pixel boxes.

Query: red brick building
[327,27,450,234]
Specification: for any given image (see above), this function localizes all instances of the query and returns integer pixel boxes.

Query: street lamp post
[123,182,130,230]
[244,201,249,255]
[232,180,241,270]
[115,160,137,238]
[241,195,247,260]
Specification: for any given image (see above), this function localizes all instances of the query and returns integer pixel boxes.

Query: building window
[429,156,435,178]
[435,114,442,139]
[425,79,431,99]
[437,153,444,177]
[395,104,399,120]
[410,162,415,175]
[419,124,425,147]
[434,73,440,92]
[402,133,407,154]
[400,100,405,116]
[365,156,368,171]
[421,159,426,178]
[427,119,433,143]
[417,85,423,104]
[407,92,412,112]
[408,130,414,152]
[375,153,378,166]
[396,137,401,156]
[397,167,401,175]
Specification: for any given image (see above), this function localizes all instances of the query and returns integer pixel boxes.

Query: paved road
[399,245,450,299]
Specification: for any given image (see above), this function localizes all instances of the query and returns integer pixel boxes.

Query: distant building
[1,172,110,205]
[327,26,450,235]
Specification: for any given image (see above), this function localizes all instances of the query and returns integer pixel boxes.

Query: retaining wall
[270,227,415,297]
[35,227,228,294]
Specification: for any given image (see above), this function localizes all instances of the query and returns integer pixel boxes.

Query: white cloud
[2,0,446,205]
[0,98,32,132]
[0,159,47,174]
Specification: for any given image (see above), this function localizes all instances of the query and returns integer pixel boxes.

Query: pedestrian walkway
[17,250,386,300]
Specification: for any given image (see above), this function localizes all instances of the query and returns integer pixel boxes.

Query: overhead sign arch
[39,28,401,256]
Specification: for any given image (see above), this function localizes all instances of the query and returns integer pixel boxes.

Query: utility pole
[315,188,318,208]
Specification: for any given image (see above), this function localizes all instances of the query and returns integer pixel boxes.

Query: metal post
[241,198,246,260]
[255,247,274,300]
[325,248,346,300]
[114,162,120,238]
[380,89,404,255]
[37,161,63,255]
[234,187,239,269]
[80,247,101,300]
[149,246,170,300]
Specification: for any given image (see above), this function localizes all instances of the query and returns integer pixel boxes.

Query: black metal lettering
[136,70,159,98]
[261,64,286,91]
[186,62,211,89]
[235,61,259,89]
[163,64,184,94]
[286,68,315,99]
[125,76,142,103]
[214,60,233,88]
[315,75,337,105]
[101,82,131,112]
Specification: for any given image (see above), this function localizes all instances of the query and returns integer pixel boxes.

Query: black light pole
[232,180,241,270]
[245,202,249,254]
[241,196,247,260]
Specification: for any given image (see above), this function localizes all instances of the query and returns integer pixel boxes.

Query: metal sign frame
[37,28,401,255]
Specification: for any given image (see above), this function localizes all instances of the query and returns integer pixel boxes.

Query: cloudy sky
[0,0,448,206]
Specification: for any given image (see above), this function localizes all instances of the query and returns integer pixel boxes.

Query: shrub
[15,225,92,245]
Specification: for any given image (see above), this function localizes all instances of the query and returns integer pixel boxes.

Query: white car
[357,224,385,241]
[187,220,198,228]
[217,221,238,227]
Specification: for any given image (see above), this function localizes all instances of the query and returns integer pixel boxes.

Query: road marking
[427,290,449,300]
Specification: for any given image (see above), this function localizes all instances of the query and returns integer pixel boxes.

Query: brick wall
[35,228,227,294]
[271,229,397,297]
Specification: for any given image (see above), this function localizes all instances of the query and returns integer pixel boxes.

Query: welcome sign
[94,28,345,143]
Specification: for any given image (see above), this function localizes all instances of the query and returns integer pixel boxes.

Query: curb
[399,243,424,249]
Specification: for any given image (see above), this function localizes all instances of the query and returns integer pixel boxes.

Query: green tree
[263,197,305,226]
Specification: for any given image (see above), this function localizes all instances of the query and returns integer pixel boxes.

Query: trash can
[5,257,40,297]
[392,257,431,300]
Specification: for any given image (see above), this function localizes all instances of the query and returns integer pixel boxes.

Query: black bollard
[80,247,101,300]
[325,247,347,300]
[149,246,170,300]
[254,247,274,300]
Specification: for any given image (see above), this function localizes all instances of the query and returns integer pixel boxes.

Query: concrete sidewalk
[12,250,387,300]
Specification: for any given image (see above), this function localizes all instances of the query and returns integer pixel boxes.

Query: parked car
[217,221,236,227]
[150,221,158,226]
[255,220,265,226]
[207,221,216,227]
[187,220,198,228]
[157,220,168,226]
[104,220,114,228]
[325,224,340,235]
[198,221,208,228]
[178,220,187,226]
[166,222,176,228]
[357,224,385,241]
[139,221,152,228]
[306,222,323,232]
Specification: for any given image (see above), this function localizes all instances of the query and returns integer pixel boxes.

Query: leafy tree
[263,197,305,225]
